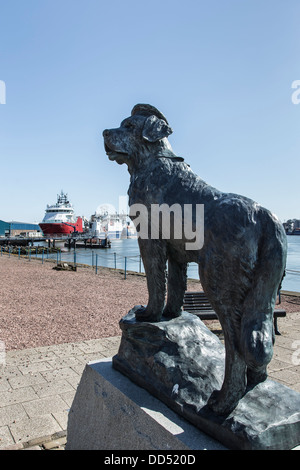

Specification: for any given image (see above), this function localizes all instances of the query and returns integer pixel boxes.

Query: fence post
[74,251,76,268]
[42,248,44,264]
[18,247,20,259]
[96,253,98,274]
[114,252,117,269]
[124,256,127,279]
[29,247,31,261]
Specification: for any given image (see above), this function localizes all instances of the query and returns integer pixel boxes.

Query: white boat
[89,211,136,239]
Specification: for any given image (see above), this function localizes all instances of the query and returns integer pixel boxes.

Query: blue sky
[0,0,299,224]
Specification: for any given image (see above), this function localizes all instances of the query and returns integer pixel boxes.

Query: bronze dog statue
[103,104,287,415]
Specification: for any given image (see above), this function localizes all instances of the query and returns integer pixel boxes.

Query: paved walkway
[0,336,121,450]
[0,312,300,450]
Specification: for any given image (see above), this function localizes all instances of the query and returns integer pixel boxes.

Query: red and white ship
[39,191,83,236]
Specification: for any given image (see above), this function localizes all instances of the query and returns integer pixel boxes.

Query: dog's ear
[142,115,173,142]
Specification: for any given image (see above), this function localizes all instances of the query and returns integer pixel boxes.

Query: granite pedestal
[66,358,226,450]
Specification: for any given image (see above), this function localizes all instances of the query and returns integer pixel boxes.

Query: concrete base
[66,358,226,450]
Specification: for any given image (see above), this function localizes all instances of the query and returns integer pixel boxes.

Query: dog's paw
[163,307,182,319]
[247,367,268,385]
[135,306,162,323]
[207,389,240,416]
[207,390,230,415]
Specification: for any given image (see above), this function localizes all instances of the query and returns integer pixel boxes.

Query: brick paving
[0,312,300,450]
[0,336,121,450]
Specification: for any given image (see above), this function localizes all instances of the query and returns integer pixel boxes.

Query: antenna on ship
[57,190,69,205]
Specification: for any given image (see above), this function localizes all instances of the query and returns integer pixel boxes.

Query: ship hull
[39,217,83,236]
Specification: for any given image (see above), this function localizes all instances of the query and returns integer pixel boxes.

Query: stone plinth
[112,308,300,450]
[66,358,226,450]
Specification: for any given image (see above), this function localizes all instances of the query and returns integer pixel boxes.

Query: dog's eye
[123,121,134,129]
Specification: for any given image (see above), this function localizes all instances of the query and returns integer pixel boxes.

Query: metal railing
[1,245,299,289]
[0,245,144,279]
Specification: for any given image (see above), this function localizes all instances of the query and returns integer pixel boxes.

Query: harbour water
[39,235,300,293]
[284,235,300,293]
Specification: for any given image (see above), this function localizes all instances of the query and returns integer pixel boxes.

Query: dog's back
[105,103,288,414]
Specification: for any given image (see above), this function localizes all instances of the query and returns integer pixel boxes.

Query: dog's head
[103,104,183,171]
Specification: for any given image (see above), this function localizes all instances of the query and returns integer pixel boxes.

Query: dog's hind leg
[208,312,247,415]
[164,258,187,318]
[240,292,276,386]
[135,239,167,322]
[240,226,286,386]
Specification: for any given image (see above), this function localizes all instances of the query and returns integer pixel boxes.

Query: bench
[183,291,286,335]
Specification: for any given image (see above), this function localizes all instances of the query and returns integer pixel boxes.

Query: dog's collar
[156,149,184,162]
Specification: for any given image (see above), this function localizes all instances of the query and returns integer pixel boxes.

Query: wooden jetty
[0,235,111,249]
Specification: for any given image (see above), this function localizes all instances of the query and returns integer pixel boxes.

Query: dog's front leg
[164,257,187,318]
[135,239,167,322]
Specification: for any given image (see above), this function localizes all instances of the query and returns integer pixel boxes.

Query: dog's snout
[103,129,110,138]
